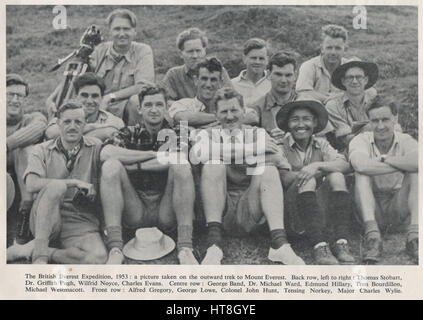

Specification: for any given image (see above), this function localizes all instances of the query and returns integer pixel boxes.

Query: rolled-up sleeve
[23,144,47,182]
[296,60,315,93]
[168,99,194,120]
[134,44,155,84]
[348,134,370,163]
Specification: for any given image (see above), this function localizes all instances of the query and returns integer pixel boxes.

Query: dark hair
[214,87,244,110]
[321,24,348,42]
[269,51,297,72]
[106,9,137,28]
[194,57,223,77]
[243,38,267,56]
[366,95,398,116]
[6,73,29,96]
[138,85,168,105]
[176,27,208,51]
[57,101,84,119]
[73,72,106,96]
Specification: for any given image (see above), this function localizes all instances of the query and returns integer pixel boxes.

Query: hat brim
[276,100,328,134]
[122,234,176,261]
[331,61,379,91]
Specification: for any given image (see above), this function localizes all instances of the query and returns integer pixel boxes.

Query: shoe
[313,243,339,265]
[15,207,32,244]
[268,244,305,265]
[106,247,125,265]
[178,247,199,265]
[406,238,418,261]
[332,240,356,265]
[201,245,223,265]
[362,236,383,263]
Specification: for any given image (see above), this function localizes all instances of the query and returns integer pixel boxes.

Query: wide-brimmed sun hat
[123,227,175,261]
[276,99,328,134]
[331,61,379,91]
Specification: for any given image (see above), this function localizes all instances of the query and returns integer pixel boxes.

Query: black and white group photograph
[4,4,418,266]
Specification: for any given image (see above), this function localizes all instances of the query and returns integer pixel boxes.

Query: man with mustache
[296,24,364,103]
[192,87,304,265]
[231,38,271,107]
[160,28,232,106]
[47,9,154,125]
[349,96,418,263]
[7,102,107,264]
[45,72,124,141]
[99,85,197,265]
[275,99,355,264]
[6,74,47,244]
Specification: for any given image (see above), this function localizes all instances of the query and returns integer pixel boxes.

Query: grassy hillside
[6,5,418,137]
[6,5,418,265]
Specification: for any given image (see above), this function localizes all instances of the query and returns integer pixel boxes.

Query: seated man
[6,74,48,244]
[231,38,271,107]
[7,102,107,264]
[160,27,232,106]
[169,57,224,129]
[45,72,124,142]
[275,99,355,264]
[99,85,197,265]
[47,9,154,125]
[192,87,305,265]
[349,96,418,263]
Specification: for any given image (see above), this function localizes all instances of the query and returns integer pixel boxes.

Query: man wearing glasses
[45,73,124,142]
[6,74,47,244]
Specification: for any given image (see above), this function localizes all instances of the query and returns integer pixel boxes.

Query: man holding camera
[7,102,107,264]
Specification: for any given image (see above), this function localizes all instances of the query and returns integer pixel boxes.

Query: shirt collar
[97,109,109,122]
[264,90,296,110]
[343,90,372,106]
[107,43,132,63]
[239,69,269,82]
[369,131,399,150]
[48,136,95,150]
[286,133,321,150]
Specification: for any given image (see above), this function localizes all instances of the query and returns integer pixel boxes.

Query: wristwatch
[109,93,117,103]
[380,155,387,162]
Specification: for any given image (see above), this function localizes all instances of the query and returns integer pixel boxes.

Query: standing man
[296,24,357,103]
[349,97,418,263]
[231,38,271,107]
[99,86,198,265]
[7,102,107,264]
[47,9,154,125]
[275,99,355,264]
[45,72,124,141]
[6,74,48,244]
[193,87,305,265]
[249,51,297,142]
[160,27,232,106]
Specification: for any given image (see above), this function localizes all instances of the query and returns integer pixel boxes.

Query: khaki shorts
[125,190,165,229]
[29,187,100,248]
[222,188,266,236]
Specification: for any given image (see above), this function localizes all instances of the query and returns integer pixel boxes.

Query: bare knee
[327,172,347,191]
[170,163,193,182]
[202,162,226,182]
[298,177,317,193]
[83,247,108,264]
[101,159,124,181]
[43,180,67,202]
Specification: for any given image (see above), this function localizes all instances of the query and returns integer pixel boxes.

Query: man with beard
[275,99,355,264]
[7,102,107,264]
[349,97,418,263]
[248,51,297,143]
[99,85,197,265]
[160,28,232,106]
[45,72,124,141]
[6,74,47,244]
[231,38,271,107]
[47,9,154,125]
[296,24,362,103]
[192,87,305,265]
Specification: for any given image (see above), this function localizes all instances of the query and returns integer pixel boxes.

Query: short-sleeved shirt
[90,41,155,94]
[296,55,355,102]
[348,131,418,192]
[282,133,346,172]
[231,70,271,107]
[106,121,172,193]
[249,90,297,132]
[159,64,233,102]
[325,90,377,137]
[23,136,103,214]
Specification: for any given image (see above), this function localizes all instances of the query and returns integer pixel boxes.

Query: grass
[6,5,418,265]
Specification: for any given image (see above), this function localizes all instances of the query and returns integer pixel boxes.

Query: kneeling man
[276,99,355,264]
[349,96,418,263]
[100,85,197,265]
[193,87,304,265]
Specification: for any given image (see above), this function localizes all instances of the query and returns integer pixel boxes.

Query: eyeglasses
[343,75,366,83]
[79,92,100,99]
[7,92,25,100]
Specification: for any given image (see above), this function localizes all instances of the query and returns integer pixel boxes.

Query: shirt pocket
[120,65,136,89]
